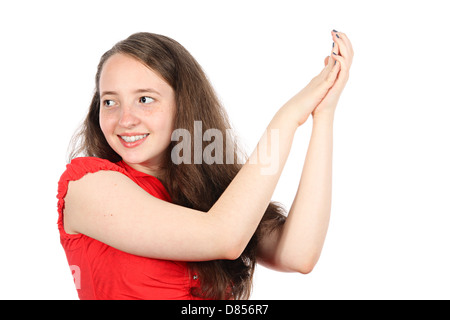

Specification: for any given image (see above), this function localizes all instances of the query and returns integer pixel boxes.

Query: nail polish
[332,42,335,48]
[333,29,338,33]
[336,33,340,39]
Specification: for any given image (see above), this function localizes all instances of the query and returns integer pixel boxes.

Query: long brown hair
[70,32,286,299]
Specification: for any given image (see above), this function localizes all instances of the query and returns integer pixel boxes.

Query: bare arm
[257,31,354,273]
[257,115,334,272]
[64,36,341,262]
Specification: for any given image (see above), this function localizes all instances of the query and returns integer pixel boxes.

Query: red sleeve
[56,157,127,237]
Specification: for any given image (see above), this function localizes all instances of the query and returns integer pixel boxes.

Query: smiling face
[98,53,176,176]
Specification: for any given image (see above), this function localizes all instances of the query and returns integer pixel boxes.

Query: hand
[312,30,354,118]
[281,33,342,127]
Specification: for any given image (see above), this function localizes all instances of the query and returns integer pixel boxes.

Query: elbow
[293,261,316,274]
[220,237,248,261]
[284,254,320,274]
[223,241,246,261]
[224,247,243,261]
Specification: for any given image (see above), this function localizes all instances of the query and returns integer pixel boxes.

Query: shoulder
[57,157,126,202]
[64,157,124,177]
[58,158,139,235]
[59,157,125,185]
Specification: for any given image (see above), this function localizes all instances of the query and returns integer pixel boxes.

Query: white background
[1,0,449,299]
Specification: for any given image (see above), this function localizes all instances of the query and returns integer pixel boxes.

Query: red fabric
[57,157,202,300]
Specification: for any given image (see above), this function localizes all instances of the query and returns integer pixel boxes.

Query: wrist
[276,103,306,130]
[312,110,335,126]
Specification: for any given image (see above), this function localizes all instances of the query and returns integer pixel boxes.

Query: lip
[118,132,149,137]
[117,133,149,148]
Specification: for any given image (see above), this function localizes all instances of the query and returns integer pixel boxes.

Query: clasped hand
[283,30,354,126]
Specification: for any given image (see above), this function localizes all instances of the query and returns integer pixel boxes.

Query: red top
[57,157,203,300]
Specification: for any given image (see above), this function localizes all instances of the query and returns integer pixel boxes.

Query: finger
[335,32,354,57]
[326,54,341,84]
[332,53,345,68]
[331,53,349,84]
[330,40,340,66]
[332,31,353,62]
[333,32,348,58]
[332,37,340,56]
[322,41,336,71]
[324,40,339,72]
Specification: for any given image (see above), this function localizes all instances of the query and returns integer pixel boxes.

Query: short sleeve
[56,157,127,237]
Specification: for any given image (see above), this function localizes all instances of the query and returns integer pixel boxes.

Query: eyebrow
[100,88,161,98]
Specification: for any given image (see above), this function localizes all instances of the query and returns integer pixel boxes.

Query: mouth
[119,134,149,143]
[118,133,149,148]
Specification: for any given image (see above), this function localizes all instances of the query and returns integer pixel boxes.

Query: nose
[118,104,140,129]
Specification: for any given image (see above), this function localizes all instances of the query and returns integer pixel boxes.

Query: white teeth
[120,134,149,143]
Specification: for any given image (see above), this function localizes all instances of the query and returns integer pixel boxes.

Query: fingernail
[333,52,337,55]
[336,33,340,39]
[333,29,339,33]
[332,42,335,48]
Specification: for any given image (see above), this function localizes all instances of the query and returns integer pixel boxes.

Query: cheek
[148,119,172,142]
[162,114,176,142]
[149,107,176,136]
[99,115,108,136]
[99,110,115,136]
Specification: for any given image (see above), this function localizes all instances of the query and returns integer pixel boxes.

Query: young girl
[57,31,353,300]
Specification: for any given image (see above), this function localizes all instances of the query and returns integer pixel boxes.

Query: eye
[139,96,155,104]
[103,99,116,107]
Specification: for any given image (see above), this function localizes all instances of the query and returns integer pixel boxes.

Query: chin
[120,153,148,165]
[121,151,165,167]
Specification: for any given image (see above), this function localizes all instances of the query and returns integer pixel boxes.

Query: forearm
[210,29,347,258]
[272,29,353,271]
[276,113,334,272]
[209,107,298,257]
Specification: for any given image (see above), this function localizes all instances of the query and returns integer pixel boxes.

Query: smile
[119,134,149,143]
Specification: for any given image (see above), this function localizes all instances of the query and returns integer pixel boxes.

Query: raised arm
[257,30,354,273]
[63,38,341,262]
